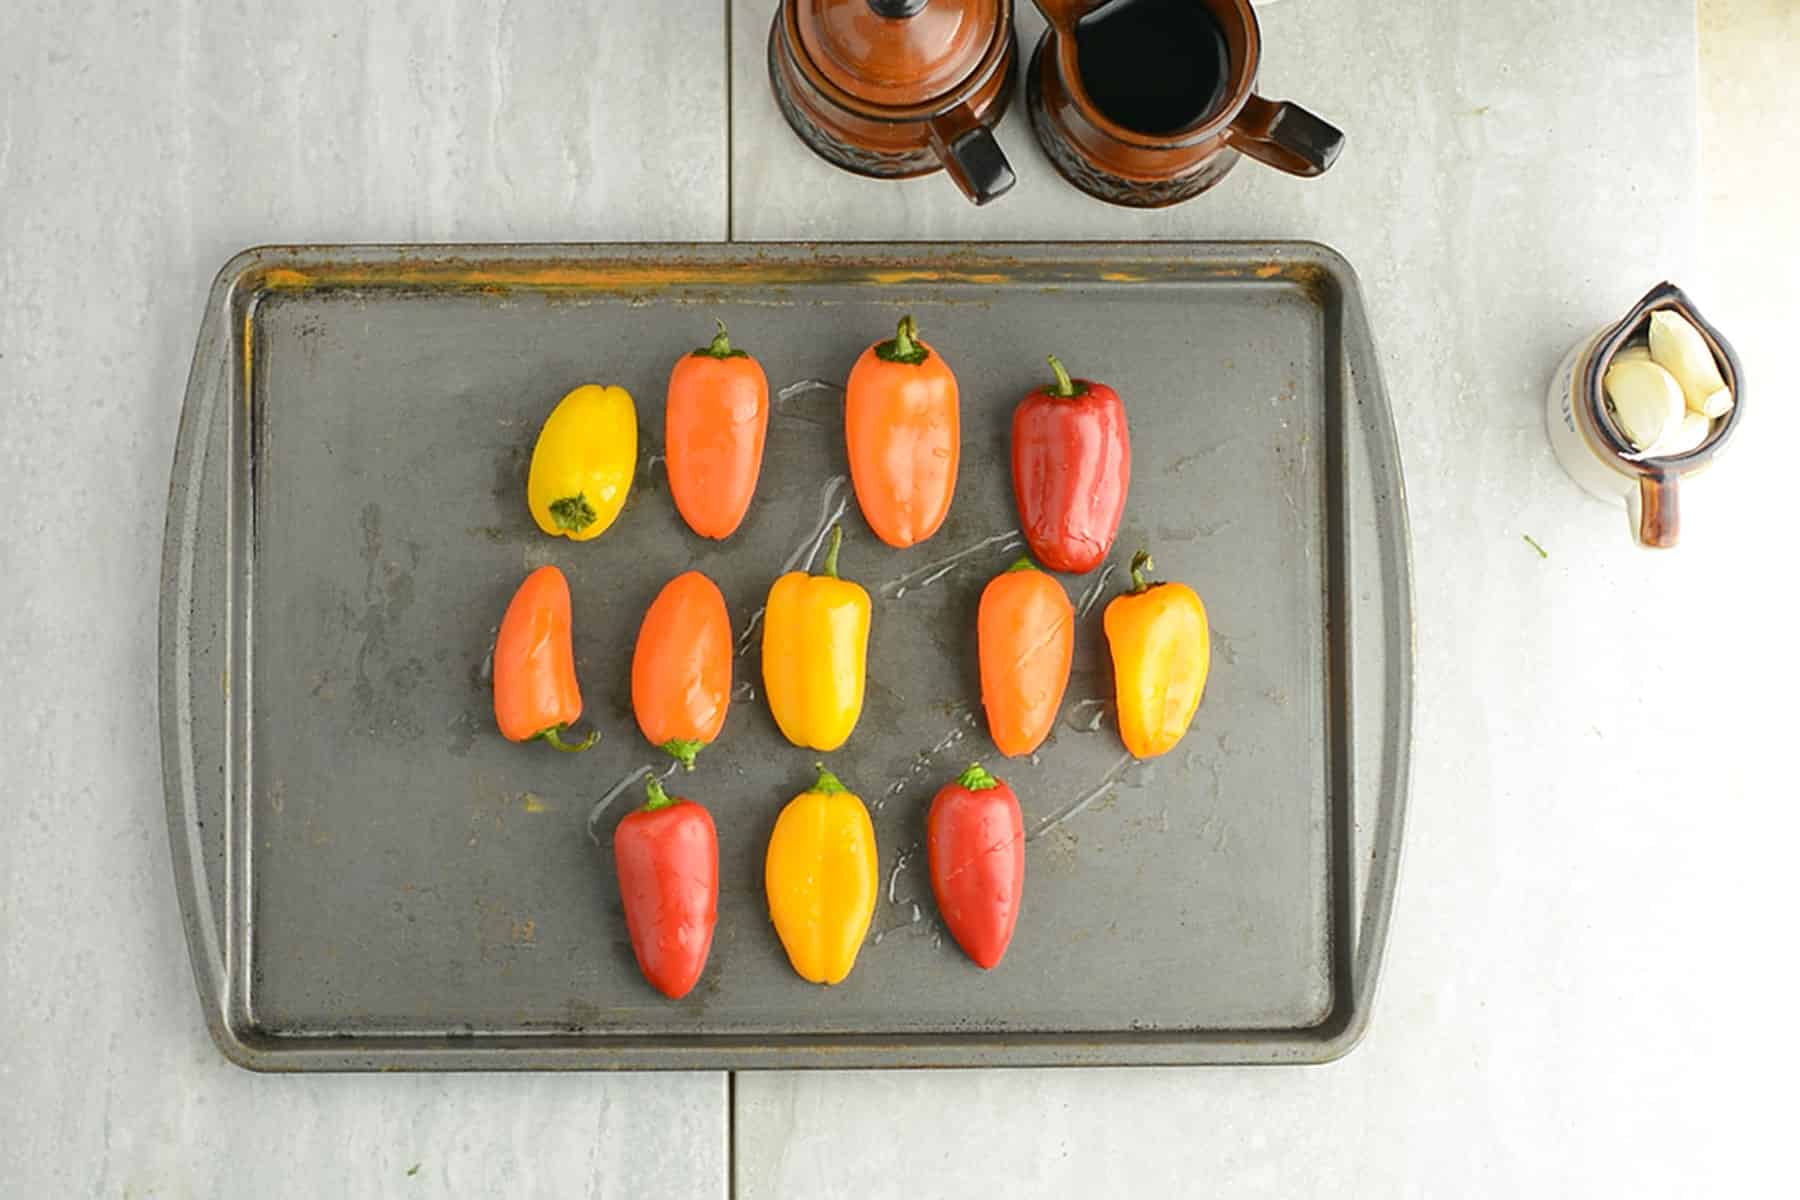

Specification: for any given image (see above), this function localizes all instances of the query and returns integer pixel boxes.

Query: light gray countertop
[2,1,1787,1196]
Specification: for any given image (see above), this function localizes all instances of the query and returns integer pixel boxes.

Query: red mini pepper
[1010,355,1131,574]
[927,763,1025,970]
[613,776,719,1000]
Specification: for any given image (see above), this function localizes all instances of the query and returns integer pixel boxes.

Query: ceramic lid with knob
[797,0,1004,108]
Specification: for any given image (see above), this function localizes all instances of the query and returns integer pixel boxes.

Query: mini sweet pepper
[527,383,637,540]
[760,524,870,752]
[491,565,596,752]
[1103,550,1210,759]
[765,763,878,985]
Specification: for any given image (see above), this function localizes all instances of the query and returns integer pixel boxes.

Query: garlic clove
[1611,343,1652,365]
[1648,310,1734,418]
[1603,359,1687,451]
[1647,409,1711,458]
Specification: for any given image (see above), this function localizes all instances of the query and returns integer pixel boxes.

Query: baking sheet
[159,242,1412,1069]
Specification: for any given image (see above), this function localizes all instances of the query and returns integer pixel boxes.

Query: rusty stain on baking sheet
[866,269,1007,285]
[246,259,1023,296]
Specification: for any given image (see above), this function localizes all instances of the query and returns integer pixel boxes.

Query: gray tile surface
[731,1,1790,1196]
[0,2,726,1197]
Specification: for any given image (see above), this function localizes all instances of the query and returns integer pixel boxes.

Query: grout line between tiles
[727,1070,739,1198]
[724,0,735,242]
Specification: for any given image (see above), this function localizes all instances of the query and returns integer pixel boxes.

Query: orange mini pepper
[1103,551,1210,759]
[845,313,960,548]
[665,320,769,540]
[978,557,1074,757]
[492,565,596,752]
[631,570,732,769]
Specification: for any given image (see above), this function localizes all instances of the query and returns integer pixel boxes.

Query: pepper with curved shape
[527,383,637,540]
[1103,550,1210,759]
[765,763,878,985]
[492,565,596,752]
[761,524,870,752]
[845,313,960,548]
[631,570,732,769]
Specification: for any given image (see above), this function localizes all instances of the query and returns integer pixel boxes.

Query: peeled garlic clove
[1604,359,1686,451]
[1648,409,1712,458]
[1648,310,1733,417]
[1612,343,1653,365]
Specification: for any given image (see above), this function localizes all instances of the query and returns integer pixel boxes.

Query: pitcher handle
[1225,95,1344,178]
[927,104,1016,206]
[1630,471,1681,548]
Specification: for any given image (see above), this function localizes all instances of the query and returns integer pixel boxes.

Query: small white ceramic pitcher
[1546,282,1744,548]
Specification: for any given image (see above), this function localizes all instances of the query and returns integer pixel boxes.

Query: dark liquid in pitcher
[1075,0,1231,135]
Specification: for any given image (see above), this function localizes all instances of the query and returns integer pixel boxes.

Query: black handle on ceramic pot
[867,0,928,17]
[927,105,1016,206]
[1225,96,1345,178]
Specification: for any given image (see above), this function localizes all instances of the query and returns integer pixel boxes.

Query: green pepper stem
[957,762,998,791]
[694,318,746,359]
[821,522,843,579]
[1128,550,1155,594]
[661,738,704,770]
[1046,355,1087,398]
[548,493,597,534]
[1005,554,1037,573]
[643,776,676,811]
[539,724,598,753]
[874,314,930,365]
[812,762,847,796]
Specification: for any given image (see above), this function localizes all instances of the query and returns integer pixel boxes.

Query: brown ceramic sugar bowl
[1027,0,1344,207]
[770,0,1019,206]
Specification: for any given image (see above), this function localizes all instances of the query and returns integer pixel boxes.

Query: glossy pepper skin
[1012,356,1131,574]
[666,321,769,540]
[614,777,718,1000]
[631,570,731,769]
[927,763,1025,970]
[492,565,596,752]
[978,557,1074,757]
[1104,551,1210,759]
[845,314,960,548]
[765,763,878,985]
[761,524,870,752]
[527,383,637,540]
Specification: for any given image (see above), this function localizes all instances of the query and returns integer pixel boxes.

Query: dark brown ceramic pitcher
[1027,0,1343,207]
[770,0,1018,205]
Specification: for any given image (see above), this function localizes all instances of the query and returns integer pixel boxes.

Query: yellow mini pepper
[1103,550,1210,759]
[760,523,869,752]
[527,383,637,540]
[765,763,878,985]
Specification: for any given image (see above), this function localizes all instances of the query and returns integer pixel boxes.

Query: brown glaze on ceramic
[1027,0,1342,207]
[800,0,1000,102]
[772,0,1017,205]
[1574,282,1745,549]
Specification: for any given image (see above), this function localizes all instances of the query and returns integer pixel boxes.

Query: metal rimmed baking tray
[159,242,1412,1070]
